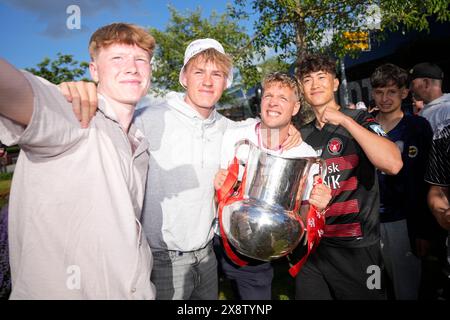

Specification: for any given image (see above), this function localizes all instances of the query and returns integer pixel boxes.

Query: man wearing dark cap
[409,62,444,110]
[410,62,450,299]
[409,62,450,227]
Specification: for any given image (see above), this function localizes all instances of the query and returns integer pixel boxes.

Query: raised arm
[0,58,34,125]
[321,107,403,175]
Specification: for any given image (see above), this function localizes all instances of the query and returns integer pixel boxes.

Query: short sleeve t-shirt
[425,123,450,187]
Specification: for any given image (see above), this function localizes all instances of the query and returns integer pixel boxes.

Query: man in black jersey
[295,54,403,300]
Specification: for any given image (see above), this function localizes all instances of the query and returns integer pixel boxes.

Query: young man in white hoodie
[135,39,237,300]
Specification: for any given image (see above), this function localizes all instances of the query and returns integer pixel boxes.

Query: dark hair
[370,63,408,89]
[297,53,337,79]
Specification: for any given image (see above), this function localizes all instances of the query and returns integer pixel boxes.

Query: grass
[0,179,11,209]
[5,146,19,154]
[0,172,13,180]
[219,258,295,300]
[271,259,295,300]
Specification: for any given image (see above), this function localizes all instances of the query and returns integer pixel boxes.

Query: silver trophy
[221,139,326,261]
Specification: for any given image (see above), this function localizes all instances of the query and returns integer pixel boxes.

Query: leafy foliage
[230,0,450,66]
[149,5,259,98]
[25,53,90,83]
[258,56,290,77]
[380,0,450,32]
[229,0,450,121]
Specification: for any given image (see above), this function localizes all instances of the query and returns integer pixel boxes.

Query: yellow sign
[343,31,370,51]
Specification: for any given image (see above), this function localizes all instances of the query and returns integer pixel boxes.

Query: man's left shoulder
[284,141,318,158]
[224,116,257,129]
[223,119,256,141]
[342,108,377,123]
[404,113,432,129]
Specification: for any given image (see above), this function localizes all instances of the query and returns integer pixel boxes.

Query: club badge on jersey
[327,138,343,156]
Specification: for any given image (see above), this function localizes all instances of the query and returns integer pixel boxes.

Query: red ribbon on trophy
[288,178,326,277]
[217,157,249,267]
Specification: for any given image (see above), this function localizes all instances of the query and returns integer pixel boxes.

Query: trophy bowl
[222,198,305,261]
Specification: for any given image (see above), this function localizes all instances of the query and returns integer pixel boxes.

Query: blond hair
[89,23,155,60]
[184,48,232,76]
[262,72,302,101]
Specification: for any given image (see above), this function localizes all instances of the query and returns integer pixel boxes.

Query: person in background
[423,115,450,300]
[371,63,434,300]
[412,97,425,115]
[410,62,450,300]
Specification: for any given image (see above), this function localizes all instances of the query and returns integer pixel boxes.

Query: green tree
[230,0,450,123]
[149,5,259,99]
[230,0,450,66]
[25,53,90,83]
[258,56,290,77]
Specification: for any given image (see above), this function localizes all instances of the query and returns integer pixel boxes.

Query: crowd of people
[0,22,448,300]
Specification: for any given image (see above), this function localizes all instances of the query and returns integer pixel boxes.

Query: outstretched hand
[58,81,98,128]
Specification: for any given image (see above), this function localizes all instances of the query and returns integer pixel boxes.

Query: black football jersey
[301,108,385,247]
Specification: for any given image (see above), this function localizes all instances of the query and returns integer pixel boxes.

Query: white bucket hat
[178,38,233,89]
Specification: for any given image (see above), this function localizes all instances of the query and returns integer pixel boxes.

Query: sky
[0,0,252,70]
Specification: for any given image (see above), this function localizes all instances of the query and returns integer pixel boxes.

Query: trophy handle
[313,157,327,182]
[233,139,253,166]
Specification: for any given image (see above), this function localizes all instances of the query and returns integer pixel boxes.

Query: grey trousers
[380,219,421,300]
[151,242,218,300]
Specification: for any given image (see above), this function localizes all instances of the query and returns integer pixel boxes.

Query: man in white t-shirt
[214,72,331,300]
